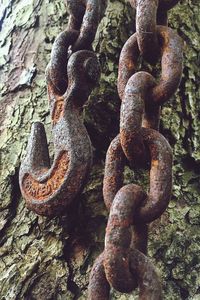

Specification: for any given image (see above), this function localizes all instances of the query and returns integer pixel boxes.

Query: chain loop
[104,184,147,292]
[66,0,103,51]
[89,249,162,299]
[103,132,172,224]
[135,0,159,63]
[89,0,183,297]
[118,26,183,106]
[19,0,184,293]
[46,29,79,95]
[130,0,181,62]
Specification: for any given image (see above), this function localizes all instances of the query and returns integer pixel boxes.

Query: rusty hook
[19,50,100,216]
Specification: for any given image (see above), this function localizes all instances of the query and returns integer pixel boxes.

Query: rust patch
[52,99,64,125]
[88,0,182,298]
[22,152,70,200]
[152,159,159,167]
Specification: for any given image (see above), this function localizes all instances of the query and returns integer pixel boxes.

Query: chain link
[89,0,183,298]
[66,0,103,51]
[19,0,184,295]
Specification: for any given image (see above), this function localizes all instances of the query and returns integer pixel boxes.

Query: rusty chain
[19,0,183,297]
[89,0,183,299]
[19,0,105,216]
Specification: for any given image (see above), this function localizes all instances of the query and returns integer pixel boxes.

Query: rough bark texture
[0,0,200,299]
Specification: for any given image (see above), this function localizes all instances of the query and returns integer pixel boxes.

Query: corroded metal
[130,0,180,26]
[118,26,184,105]
[88,253,110,300]
[135,0,159,63]
[104,184,146,292]
[19,0,102,216]
[89,249,162,300]
[66,0,106,51]
[18,0,183,295]
[129,0,180,11]
[103,132,172,224]
[19,51,100,216]
[134,0,181,63]
[46,29,79,95]
[151,26,183,104]
[88,0,183,298]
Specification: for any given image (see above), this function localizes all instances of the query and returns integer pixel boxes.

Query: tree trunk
[0,0,199,299]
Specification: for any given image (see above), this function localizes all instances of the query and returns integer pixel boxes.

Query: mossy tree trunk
[0,0,200,299]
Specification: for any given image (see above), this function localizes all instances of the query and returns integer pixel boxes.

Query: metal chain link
[19,0,103,216]
[19,0,184,295]
[89,0,183,298]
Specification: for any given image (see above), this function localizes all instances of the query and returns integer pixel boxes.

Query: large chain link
[88,0,183,299]
[19,0,104,216]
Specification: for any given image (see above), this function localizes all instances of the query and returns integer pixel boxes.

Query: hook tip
[24,121,50,170]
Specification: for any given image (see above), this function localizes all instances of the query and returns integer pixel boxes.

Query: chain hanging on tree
[19,0,104,216]
[18,0,184,297]
[88,0,183,299]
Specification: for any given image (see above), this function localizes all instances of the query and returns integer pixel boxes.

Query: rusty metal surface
[19,0,102,216]
[88,0,183,298]
[46,29,79,95]
[151,26,183,104]
[118,33,139,100]
[88,253,110,300]
[19,50,100,216]
[104,184,146,292]
[131,0,180,27]
[118,26,183,106]
[120,71,157,161]
[134,0,181,62]
[18,0,183,295]
[130,0,180,11]
[103,134,125,211]
[129,248,162,300]
[89,248,162,299]
[66,0,106,51]
[135,0,159,63]
[103,131,172,224]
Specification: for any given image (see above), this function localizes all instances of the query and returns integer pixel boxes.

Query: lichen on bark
[0,0,200,299]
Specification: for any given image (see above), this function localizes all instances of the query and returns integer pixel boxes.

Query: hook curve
[19,50,100,216]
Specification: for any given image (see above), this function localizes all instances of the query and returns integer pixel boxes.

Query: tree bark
[0,0,200,299]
